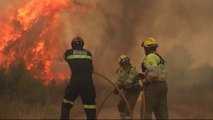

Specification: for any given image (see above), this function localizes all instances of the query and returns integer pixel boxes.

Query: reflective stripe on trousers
[63,98,74,105]
[83,104,96,109]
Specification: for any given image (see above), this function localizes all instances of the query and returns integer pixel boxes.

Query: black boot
[85,109,96,120]
[60,102,72,120]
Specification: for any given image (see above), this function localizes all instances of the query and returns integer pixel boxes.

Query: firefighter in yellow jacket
[114,55,142,119]
[141,37,168,119]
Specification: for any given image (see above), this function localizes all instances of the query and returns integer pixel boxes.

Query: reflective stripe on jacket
[64,49,93,76]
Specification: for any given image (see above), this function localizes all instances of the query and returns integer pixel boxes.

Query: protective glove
[130,84,143,93]
[113,89,119,95]
[118,83,124,89]
[113,83,124,95]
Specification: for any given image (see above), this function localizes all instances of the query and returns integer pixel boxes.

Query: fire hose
[140,90,145,119]
[96,89,114,118]
[93,72,134,119]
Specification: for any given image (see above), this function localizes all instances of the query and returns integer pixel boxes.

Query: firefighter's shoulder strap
[154,53,165,65]
[141,53,165,72]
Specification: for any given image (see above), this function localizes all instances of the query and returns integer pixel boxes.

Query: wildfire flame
[0,0,89,84]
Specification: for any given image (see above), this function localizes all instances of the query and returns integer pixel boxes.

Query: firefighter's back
[64,48,93,78]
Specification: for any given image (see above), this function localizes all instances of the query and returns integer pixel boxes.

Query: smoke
[62,0,161,77]
[61,0,213,80]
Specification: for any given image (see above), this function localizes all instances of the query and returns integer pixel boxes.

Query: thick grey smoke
[62,0,213,80]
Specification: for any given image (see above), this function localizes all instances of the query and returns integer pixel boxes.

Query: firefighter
[141,37,168,119]
[114,55,142,119]
[60,36,96,119]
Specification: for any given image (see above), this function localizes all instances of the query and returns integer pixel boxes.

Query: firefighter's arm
[146,66,159,80]
[113,79,123,95]
[123,68,137,89]
[125,71,144,92]
[123,78,133,89]
[116,80,125,89]
[64,51,67,60]
[144,55,159,81]
[64,50,69,61]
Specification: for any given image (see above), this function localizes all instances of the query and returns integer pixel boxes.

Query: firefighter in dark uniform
[141,37,168,119]
[60,36,96,119]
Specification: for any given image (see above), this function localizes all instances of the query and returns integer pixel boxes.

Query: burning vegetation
[0,0,90,84]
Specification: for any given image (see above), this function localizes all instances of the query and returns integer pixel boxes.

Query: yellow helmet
[141,37,158,47]
[118,55,127,63]
[118,55,131,65]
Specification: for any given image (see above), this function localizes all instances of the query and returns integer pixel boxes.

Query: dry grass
[1,66,213,119]
[0,87,213,119]
[168,86,213,119]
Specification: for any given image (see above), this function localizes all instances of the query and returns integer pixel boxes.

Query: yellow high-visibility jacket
[116,66,138,89]
[142,53,166,82]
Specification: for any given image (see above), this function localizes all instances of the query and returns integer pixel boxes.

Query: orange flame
[0,0,90,84]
